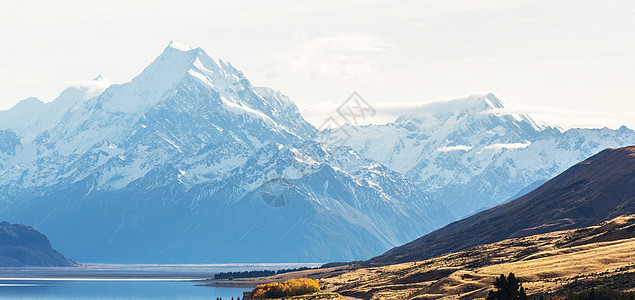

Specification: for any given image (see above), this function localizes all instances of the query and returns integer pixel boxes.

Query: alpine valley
[0,42,633,264]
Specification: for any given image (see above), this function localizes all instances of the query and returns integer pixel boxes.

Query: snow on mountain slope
[0,42,454,263]
[1,42,315,189]
[0,76,111,143]
[341,93,635,216]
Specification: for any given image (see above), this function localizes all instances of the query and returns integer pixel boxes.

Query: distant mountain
[0,221,78,267]
[341,93,635,216]
[0,42,454,263]
[368,145,635,265]
[0,76,111,144]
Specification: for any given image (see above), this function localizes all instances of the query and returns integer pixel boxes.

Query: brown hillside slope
[323,215,635,299]
[370,146,635,265]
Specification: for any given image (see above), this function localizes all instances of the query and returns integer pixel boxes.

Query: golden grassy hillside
[320,215,635,299]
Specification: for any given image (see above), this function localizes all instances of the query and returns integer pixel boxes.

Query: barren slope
[321,215,635,299]
[370,146,635,265]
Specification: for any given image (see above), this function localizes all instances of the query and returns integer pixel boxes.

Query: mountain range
[204,146,635,299]
[0,42,453,263]
[341,94,635,216]
[0,41,633,264]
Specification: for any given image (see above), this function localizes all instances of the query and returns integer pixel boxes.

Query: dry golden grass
[320,215,635,299]
[203,215,634,299]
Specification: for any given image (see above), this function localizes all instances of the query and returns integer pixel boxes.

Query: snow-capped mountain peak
[100,41,248,115]
[0,42,454,263]
[1,42,631,264]
[396,93,506,120]
[167,40,193,51]
[339,92,635,216]
[0,75,113,143]
[2,42,315,181]
[394,93,546,133]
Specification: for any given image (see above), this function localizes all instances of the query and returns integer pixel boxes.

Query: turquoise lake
[0,263,320,299]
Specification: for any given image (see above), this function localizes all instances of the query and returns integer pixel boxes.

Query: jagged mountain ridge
[0,42,454,263]
[341,93,635,216]
[1,42,316,191]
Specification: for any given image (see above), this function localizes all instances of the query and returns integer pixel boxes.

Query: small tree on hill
[486,273,528,300]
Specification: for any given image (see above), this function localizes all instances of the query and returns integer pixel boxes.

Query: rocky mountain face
[0,42,454,263]
[368,146,635,265]
[0,130,20,156]
[0,221,78,267]
[341,93,635,216]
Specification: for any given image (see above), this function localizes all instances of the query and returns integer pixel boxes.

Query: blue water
[0,279,247,299]
[0,263,321,299]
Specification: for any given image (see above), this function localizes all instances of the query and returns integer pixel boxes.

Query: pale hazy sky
[1,0,634,129]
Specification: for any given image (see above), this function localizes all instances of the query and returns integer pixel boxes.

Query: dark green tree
[486,273,527,300]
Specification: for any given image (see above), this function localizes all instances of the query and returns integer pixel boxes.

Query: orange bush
[284,278,320,295]
[251,282,293,299]
[250,278,320,299]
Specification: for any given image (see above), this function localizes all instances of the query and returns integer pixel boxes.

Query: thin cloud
[269,32,393,82]
[489,106,635,130]
[300,100,635,130]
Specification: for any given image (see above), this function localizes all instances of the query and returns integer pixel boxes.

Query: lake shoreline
[196,264,358,289]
